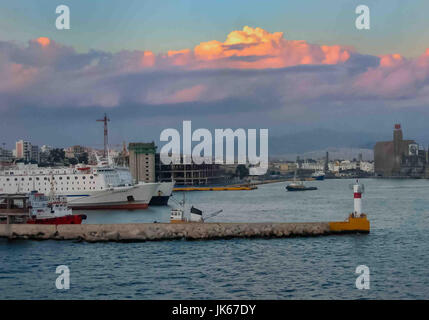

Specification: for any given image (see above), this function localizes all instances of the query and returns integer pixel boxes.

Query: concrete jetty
[0,219,368,242]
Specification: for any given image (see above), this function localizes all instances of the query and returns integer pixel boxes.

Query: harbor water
[1,178,429,299]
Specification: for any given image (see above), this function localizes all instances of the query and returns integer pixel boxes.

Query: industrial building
[374,124,429,178]
[128,142,157,183]
[155,154,225,186]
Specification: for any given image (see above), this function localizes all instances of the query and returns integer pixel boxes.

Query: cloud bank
[1,26,429,117]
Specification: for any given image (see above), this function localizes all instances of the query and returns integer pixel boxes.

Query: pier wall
[0,222,339,242]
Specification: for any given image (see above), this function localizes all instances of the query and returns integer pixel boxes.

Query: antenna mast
[96,113,110,159]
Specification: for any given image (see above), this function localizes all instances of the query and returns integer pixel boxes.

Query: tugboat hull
[286,186,318,191]
[27,214,87,225]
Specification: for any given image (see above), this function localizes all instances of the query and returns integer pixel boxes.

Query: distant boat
[286,171,318,191]
[312,171,325,181]
[286,183,318,191]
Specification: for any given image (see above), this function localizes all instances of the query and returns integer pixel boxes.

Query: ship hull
[66,183,159,210]
[149,181,174,206]
[286,186,318,191]
[149,196,170,206]
[27,214,86,225]
[70,202,149,210]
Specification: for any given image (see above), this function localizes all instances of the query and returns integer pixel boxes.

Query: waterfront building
[374,124,427,177]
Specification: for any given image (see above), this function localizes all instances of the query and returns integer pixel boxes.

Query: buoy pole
[353,181,363,217]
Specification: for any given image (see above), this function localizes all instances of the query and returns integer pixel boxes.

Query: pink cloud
[35,37,51,47]
[140,26,354,69]
[379,53,404,67]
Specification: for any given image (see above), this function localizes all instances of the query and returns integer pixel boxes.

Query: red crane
[96,113,110,158]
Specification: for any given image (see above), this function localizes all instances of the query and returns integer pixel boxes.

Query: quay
[0,215,369,242]
[173,185,257,191]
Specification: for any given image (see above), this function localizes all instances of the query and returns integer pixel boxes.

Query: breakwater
[0,219,369,242]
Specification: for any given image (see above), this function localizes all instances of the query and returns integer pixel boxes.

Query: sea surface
[1,178,429,299]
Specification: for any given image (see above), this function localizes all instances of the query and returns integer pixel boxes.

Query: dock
[0,215,369,242]
[173,185,257,191]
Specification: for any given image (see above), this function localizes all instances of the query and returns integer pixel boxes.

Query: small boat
[26,192,87,224]
[286,183,318,191]
[170,193,222,223]
[286,171,318,191]
[312,171,325,181]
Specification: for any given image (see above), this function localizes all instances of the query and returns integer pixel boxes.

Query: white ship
[0,163,159,210]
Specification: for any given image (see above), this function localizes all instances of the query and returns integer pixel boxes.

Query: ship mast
[96,113,110,159]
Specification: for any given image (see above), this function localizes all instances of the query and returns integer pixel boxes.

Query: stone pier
[0,221,369,242]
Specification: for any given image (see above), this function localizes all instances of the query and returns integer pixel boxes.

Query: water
[1,178,429,299]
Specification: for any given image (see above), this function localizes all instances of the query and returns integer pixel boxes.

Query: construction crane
[96,113,110,159]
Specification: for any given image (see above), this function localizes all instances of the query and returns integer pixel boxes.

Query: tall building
[15,140,40,163]
[374,124,426,177]
[30,145,39,163]
[0,147,13,163]
[128,142,156,183]
[15,140,30,160]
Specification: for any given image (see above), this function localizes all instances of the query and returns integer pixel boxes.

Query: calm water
[1,178,429,299]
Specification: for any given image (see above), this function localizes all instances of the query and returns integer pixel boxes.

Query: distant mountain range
[269,129,381,160]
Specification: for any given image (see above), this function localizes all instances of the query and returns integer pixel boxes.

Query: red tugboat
[26,192,86,225]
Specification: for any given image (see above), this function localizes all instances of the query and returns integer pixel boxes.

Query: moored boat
[27,191,87,224]
[0,191,86,224]
[0,164,157,210]
[312,171,325,181]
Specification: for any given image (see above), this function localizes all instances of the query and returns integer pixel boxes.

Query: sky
[1,0,429,150]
